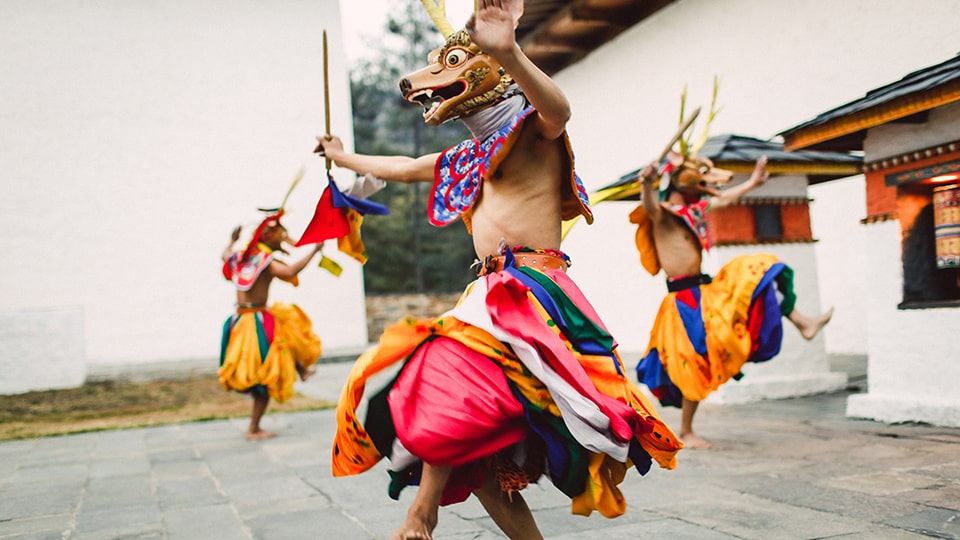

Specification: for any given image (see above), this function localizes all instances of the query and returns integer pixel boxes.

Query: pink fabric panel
[388,337,527,466]
[483,271,640,443]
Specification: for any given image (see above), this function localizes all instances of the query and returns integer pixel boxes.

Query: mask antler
[420,0,455,39]
[689,75,722,157]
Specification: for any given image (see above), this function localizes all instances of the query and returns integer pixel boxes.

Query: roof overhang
[781,81,960,152]
[516,0,676,75]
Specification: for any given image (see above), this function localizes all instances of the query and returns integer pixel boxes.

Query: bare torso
[650,209,704,278]
[234,263,281,307]
[469,121,564,259]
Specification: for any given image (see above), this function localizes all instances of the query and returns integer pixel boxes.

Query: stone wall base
[707,372,849,405]
[847,393,960,428]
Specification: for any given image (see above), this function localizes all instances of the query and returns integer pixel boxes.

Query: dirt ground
[0,376,335,441]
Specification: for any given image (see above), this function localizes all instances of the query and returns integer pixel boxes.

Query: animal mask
[400,30,515,125]
[665,151,733,198]
[401,0,518,125]
[665,77,732,198]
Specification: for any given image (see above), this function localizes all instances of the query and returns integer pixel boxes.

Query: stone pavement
[1,361,959,540]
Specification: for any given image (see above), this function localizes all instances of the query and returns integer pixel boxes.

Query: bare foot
[391,508,436,540]
[246,429,277,440]
[297,365,317,382]
[390,523,432,540]
[797,306,834,340]
[680,431,712,449]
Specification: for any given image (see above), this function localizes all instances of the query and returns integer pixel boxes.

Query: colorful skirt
[332,251,681,518]
[636,253,789,407]
[219,302,321,403]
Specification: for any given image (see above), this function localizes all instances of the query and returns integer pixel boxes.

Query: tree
[350,1,475,294]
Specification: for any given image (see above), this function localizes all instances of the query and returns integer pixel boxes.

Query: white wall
[0,0,367,391]
[557,0,960,359]
[809,177,870,355]
[844,103,960,427]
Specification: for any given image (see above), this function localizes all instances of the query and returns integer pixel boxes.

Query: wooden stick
[657,106,700,164]
[323,29,332,170]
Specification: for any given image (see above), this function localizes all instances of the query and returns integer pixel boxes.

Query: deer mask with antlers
[400,0,519,126]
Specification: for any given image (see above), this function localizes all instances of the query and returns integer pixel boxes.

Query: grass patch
[0,376,334,441]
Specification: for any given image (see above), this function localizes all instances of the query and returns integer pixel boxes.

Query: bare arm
[314,136,438,184]
[466,0,570,140]
[639,162,662,219]
[710,156,769,210]
[221,225,241,262]
[270,244,323,281]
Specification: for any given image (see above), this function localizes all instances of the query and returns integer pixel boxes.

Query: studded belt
[477,252,569,276]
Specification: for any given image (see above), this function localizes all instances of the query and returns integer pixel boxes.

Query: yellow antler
[420,0,455,39]
[690,75,723,157]
[677,84,689,157]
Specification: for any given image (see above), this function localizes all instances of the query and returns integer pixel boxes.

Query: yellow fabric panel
[337,209,367,264]
[628,204,661,276]
[218,302,321,404]
[647,253,780,402]
[218,314,264,393]
[571,453,627,518]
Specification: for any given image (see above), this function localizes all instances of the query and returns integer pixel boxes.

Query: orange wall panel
[710,206,755,243]
[866,172,898,217]
[782,203,812,240]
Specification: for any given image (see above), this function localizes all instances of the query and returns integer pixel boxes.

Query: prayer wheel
[933,183,960,269]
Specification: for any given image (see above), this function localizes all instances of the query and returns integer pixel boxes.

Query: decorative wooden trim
[714,238,817,247]
[860,213,897,224]
[884,158,960,186]
[737,197,811,206]
[715,161,862,176]
[865,141,960,171]
[782,80,960,151]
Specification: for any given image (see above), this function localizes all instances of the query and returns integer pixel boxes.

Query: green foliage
[351,0,475,294]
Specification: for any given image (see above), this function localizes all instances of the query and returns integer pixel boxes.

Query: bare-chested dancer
[632,153,833,449]
[219,217,323,440]
[318,1,682,538]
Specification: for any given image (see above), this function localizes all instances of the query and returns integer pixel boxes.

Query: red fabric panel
[388,337,526,466]
[295,186,349,246]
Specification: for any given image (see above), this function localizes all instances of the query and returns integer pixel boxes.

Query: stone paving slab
[1,363,958,539]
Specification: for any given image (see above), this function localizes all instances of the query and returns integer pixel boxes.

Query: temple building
[780,53,960,427]
[583,135,862,402]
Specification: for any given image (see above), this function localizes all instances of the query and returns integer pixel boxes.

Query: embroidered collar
[223,242,275,292]
[664,200,712,250]
[429,106,592,228]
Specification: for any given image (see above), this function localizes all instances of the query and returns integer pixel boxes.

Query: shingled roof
[779,52,960,152]
[598,134,862,195]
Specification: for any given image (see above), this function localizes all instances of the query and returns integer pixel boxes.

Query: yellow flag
[318,254,343,277]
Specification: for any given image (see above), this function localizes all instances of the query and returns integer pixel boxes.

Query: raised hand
[465,0,524,56]
[314,135,343,158]
[748,155,769,188]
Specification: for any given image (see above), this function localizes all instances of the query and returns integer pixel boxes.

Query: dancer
[629,95,833,449]
[316,1,681,538]
[219,211,323,440]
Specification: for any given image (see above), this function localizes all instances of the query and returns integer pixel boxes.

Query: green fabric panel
[775,264,798,316]
[518,267,614,351]
[255,313,270,363]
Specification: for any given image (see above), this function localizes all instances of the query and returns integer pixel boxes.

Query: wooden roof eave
[713,161,863,177]
[782,79,960,152]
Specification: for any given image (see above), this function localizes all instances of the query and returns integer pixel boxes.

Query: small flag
[318,254,343,277]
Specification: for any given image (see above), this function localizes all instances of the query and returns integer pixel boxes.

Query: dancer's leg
[680,398,711,449]
[391,463,451,540]
[473,471,543,540]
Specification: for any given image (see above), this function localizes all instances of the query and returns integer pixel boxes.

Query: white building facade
[553,0,960,405]
[0,0,368,393]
